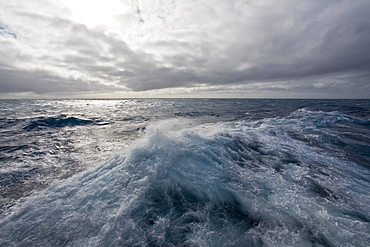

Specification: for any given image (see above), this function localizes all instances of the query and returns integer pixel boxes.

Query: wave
[23,115,95,131]
[1,110,369,246]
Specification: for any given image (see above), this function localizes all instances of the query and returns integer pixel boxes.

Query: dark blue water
[0,99,369,246]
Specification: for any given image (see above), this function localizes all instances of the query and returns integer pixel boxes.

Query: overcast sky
[0,0,369,98]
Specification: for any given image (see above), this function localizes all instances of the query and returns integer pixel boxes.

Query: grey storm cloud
[0,0,369,98]
[0,66,90,94]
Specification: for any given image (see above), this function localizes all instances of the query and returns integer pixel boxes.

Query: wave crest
[1,113,369,246]
[23,115,94,131]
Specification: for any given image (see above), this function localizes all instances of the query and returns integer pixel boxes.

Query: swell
[23,115,95,131]
[0,110,369,246]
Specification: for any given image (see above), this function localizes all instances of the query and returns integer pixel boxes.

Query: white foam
[0,112,369,246]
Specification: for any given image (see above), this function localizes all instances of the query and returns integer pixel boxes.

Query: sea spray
[1,111,369,246]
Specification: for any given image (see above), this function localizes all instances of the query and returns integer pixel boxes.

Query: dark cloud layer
[0,0,369,98]
[0,64,120,94]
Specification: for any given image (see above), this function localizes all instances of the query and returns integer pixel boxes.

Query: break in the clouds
[0,0,369,98]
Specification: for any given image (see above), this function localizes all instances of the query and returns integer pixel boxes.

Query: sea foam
[0,111,369,246]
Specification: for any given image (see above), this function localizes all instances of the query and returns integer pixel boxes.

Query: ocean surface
[0,99,369,246]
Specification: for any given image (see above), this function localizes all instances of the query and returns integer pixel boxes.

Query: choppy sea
[0,99,369,246]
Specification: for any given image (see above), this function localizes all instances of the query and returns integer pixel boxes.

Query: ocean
[0,99,369,246]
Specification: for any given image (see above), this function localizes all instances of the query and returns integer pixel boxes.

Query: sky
[0,0,369,99]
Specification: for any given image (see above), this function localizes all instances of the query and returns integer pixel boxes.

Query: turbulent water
[0,99,369,246]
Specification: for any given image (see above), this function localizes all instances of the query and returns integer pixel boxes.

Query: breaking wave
[0,110,369,246]
[23,115,94,131]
